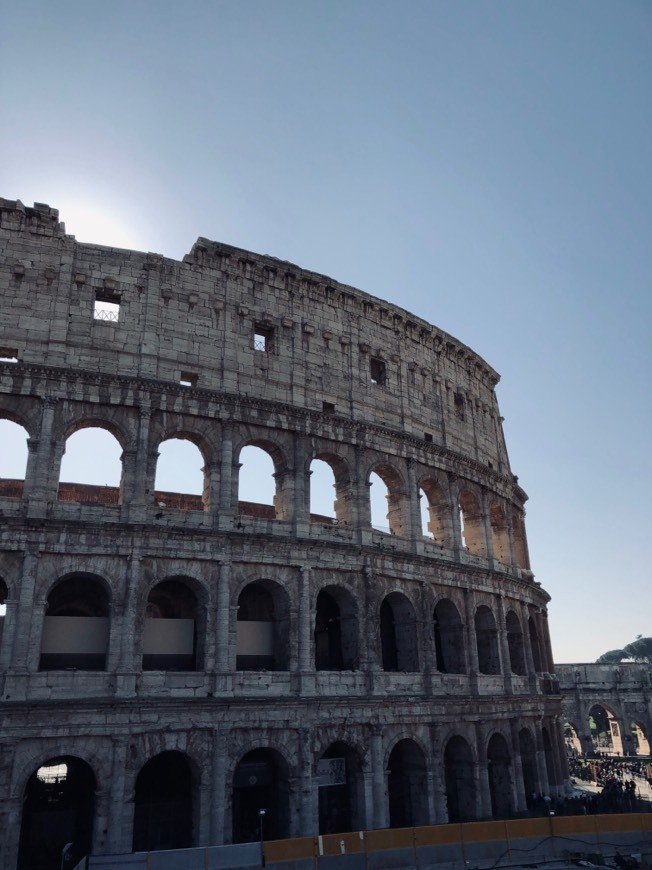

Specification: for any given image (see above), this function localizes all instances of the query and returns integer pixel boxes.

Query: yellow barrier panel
[461,820,508,842]
[506,817,549,839]
[365,827,414,851]
[414,823,463,845]
[264,835,317,862]
[597,814,647,833]
[320,830,365,855]
[552,815,597,835]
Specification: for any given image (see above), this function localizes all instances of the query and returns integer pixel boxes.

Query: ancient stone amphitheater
[0,199,566,869]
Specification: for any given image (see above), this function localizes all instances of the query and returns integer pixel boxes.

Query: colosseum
[0,198,566,869]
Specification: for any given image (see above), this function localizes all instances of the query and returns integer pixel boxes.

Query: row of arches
[0,416,529,564]
[0,573,551,678]
[16,722,562,869]
[565,704,651,757]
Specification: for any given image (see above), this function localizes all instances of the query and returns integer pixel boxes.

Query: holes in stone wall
[254,324,274,353]
[58,426,123,503]
[238,445,277,519]
[370,357,387,385]
[93,290,120,322]
[143,579,199,671]
[39,575,110,670]
[154,437,205,509]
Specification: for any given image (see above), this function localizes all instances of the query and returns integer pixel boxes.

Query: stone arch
[40,573,111,670]
[588,703,623,755]
[486,732,512,818]
[143,577,203,671]
[237,435,292,521]
[506,610,526,675]
[419,476,453,545]
[232,747,291,843]
[309,451,352,524]
[433,597,466,674]
[380,591,419,672]
[630,721,650,756]
[58,418,127,504]
[17,755,96,870]
[443,735,477,822]
[236,579,291,671]
[387,738,429,828]
[154,431,210,510]
[564,721,583,756]
[132,750,196,852]
[315,585,359,671]
[475,604,500,675]
[459,488,486,556]
[317,741,365,834]
[368,460,408,536]
[518,727,540,806]
[0,416,30,497]
[489,502,510,563]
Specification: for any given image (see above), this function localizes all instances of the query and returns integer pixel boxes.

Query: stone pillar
[506,511,518,571]
[10,544,40,671]
[203,567,219,675]
[540,610,555,673]
[293,434,310,533]
[430,728,448,823]
[25,397,58,515]
[0,596,19,673]
[370,728,387,829]
[298,566,312,672]
[216,561,231,672]
[354,445,371,532]
[106,738,132,854]
[464,589,479,693]
[363,562,380,692]
[447,474,463,553]
[210,731,227,844]
[535,722,551,797]
[509,719,527,812]
[117,546,142,693]
[202,461,221,519]
[481,489,495,562]
[496,594,513,695]
[406,459,423,541]
[475,722,492,817]
[299,728,315,836]
[218,423,235,519]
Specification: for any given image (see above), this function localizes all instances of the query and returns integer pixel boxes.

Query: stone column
[353,445,371,533]
[218,423,235,520]
[299,729,316,836]
[447,474,463,553]
[475,722,492,817]
[210,731,227,844]
[26,397,58,516]
[202,461,221,520]
[106,738,132,854]
[0,596,19,673]
[10,543,40,672]
[464,589,479,693]
[509,719,527,812]
[117,546,142,694]
[370,728,387,829]
[215,561,231,672]
[481,489,495,562]
[430,727,448,823]
[496,594,513,695]
[406,459,423,542]
[293,434,310,533]
[506,511,518,572]
[298,566,312,672]
[535,722,551,797]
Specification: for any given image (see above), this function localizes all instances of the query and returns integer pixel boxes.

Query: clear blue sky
[1,0,650,663]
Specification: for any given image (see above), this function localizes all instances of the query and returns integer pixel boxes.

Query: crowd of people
[564,756,652,815]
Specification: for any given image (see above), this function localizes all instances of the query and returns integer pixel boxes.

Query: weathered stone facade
[0,198,565,869]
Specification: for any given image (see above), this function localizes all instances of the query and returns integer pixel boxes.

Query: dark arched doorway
[487,733,512,818]
[444,736,476,822]
[433,599,466,673]
[387,739,429,828]
[232,749,290,843]
[318,742,363,834]
[132,751,193,851]
[18,756,95,870]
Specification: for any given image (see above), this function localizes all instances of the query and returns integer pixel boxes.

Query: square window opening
[322,401,335,413]
[0,347,19,364]
[254,324,274,353]
[179,372,198,388]
[370,357,387,385]
[94,292,121,322]
[454,392,465,419]
[424,432,433,443]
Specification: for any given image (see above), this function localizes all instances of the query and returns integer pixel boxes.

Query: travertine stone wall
[0,199,565,868]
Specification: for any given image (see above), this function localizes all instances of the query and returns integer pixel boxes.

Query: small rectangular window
[322,401,335,413]
[424,432,433,443]
[454,392,465,420]
[94,291,120,322]
[254,324,274,352]
[0,348,19,363]
[370,357,387,385]
[179,372,198,388]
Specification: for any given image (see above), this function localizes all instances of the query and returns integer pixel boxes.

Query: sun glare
[59,201,144,251]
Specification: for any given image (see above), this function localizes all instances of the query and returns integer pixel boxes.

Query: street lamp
[258,808,266,867]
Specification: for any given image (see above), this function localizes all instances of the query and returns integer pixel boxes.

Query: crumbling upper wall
[0,200,512,474]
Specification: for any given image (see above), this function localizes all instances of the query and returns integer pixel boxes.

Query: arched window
[0,418,29,497]
[315,587,359,671]
[489,503,510,563]
[58,426,123,504]
[433,599,466,674]
[309,458,337,522]
[419,479,452,545]
[387,739,429,828]
[232,749,290,843]
[475,605,500,675]
[238,445,278,520]
[154,437,205,510]
[18,756,96,870]
[458,490,486,555]
[588,704,622,756]
[133,752,193,852]
[444,736,476,822]
[506,610,526,675]
[236,581,289,671]
[40,575,110,670]
[380,592,419,672]
[318,742,364,834]
[143,579,199,671]
[369,464,407,536]
[630,721,650,756]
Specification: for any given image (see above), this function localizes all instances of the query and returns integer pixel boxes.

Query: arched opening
[475,605,500,675]
[309,458,338,523]
[387,739,429,828]
[512,511,529,569]
[433,598,466,674]
[18,756,95,870]
[564,721,582,756]
[506,610,526,675]
[528,615,543,673]
[0,417,29,498]
[318,742,364,834]
[39,575,110,670]
[380,592,419,672]
[236,581,289,671]
[154,437,206,510]
[588,704,623,755]
[419,478,452,545]
[458,490,486,556]
[58,425,123,504]
[444,736,476,822]
[630,721,650,756]
[369,464,407,536]
[232,748,290,843]
[143,579,199,671]
[133,751,193,852]
[519,729,540,807]
[315,587,359,671]
[238,444,280,520]
[487,733,512,818]
[489,503,510,563]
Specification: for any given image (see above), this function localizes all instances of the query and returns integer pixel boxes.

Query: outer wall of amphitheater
[0,199,566,869]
